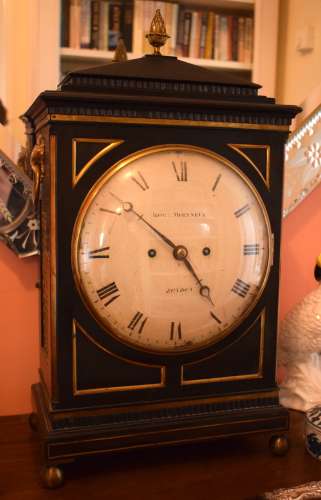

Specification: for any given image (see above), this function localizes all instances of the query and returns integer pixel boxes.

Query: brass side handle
[30,136,45,207]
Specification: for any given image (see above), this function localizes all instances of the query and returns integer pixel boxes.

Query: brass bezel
[71,144,273,355]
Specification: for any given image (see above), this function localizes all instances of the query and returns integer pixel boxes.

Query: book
[204,11,214,59]
[231,15,239,61]
[244,16,253,63]
[199,11,207,59]
[90,0,101,49]
[175,5,186,56]
[98,0,109,51]
[219,15,228,61]
[213,13,220,60]
[189,10,200,59]
[170,3,179,55]
[122,0,134,52]
[237,16,245,62]
[182,9,192,57]
[108,1,122,50]
[60,0,70,47]
[133,0,144,54]
[69,0,81,48]
[80,0,91,49]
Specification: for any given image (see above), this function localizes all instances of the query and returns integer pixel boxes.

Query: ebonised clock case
[23,54,300,485]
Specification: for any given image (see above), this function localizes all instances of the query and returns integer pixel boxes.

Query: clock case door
[24,55,300,461]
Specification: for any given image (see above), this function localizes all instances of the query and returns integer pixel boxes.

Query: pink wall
[0,245,39,416]
[279,181,321,319]
[1,181,321,416]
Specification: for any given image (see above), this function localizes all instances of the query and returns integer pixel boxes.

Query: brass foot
[28,412,38,432]
[269,434,289,456]
[41,466,64,489]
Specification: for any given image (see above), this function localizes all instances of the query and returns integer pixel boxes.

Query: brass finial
[112,37,128,62]
[145,9,170,55]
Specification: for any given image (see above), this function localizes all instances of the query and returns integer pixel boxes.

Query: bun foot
[41,465,64,489]
[269,434,289,456]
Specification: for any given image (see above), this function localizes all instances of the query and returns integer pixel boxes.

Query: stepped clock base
[31,383,289,488]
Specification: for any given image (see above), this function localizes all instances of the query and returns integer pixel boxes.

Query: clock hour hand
[181,256,215,306]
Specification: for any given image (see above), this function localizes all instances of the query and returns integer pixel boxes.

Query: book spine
[122,0,134,52]
[175,6,186,57]
[231,15,238,61]
[182,10,192,57]
[189,10,198,59]
[80,0,91,48]
[133,0,143,54]
[204,11,214,59]
[60,0,70,47]
[220,14,228,61]
[237,16,245,62]
[163,1,173,55]
[227,14,233,61]
[99,0,109,51]
[90,0,101,49]
[108,1,122,50]
[170,3,179,55]
[69,0,81,49]
[244,16,253,63]
[199,11,207,59]
[214,14,220,60]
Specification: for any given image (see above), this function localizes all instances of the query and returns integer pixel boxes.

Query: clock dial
[73,145,272,353]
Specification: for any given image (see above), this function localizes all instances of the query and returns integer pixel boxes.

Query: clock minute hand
[122,201,177,250]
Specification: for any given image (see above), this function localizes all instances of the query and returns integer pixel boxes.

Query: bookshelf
[0,0,279,159]
[59,0,279,97]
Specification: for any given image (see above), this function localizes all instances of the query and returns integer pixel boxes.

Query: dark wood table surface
[1,410,321,499]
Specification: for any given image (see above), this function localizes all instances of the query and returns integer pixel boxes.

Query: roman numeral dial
[96,282,120,306]
[128,312,148,333]
[231,279,250,298]
[88,246,110,259]
[75,146,271,353]
[172,161,187,182]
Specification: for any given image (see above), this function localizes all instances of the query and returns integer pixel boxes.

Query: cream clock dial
[73,145,272,353]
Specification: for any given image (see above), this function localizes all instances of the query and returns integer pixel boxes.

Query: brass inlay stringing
[49,114,290,132]
[72,144,273,355]
[181,309,266,385]
[72,138,124,187]
[228,144,271,189]
[47,414,284,460]
[50,135,58,400]
[40,135,58,400]
[72,319,166,395]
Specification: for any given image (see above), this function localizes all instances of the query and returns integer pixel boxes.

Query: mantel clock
[24,13,300,488]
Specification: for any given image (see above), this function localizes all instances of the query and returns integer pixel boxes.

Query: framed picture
[0,149,39,257]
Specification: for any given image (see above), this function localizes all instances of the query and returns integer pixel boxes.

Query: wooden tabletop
[1,410,321,499]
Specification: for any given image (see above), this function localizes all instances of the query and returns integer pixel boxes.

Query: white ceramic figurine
[278,254,321,411]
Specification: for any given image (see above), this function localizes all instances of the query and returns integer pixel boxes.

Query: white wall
[277,0,321,106]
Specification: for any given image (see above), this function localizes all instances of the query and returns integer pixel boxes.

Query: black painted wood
[22,53,301,475]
